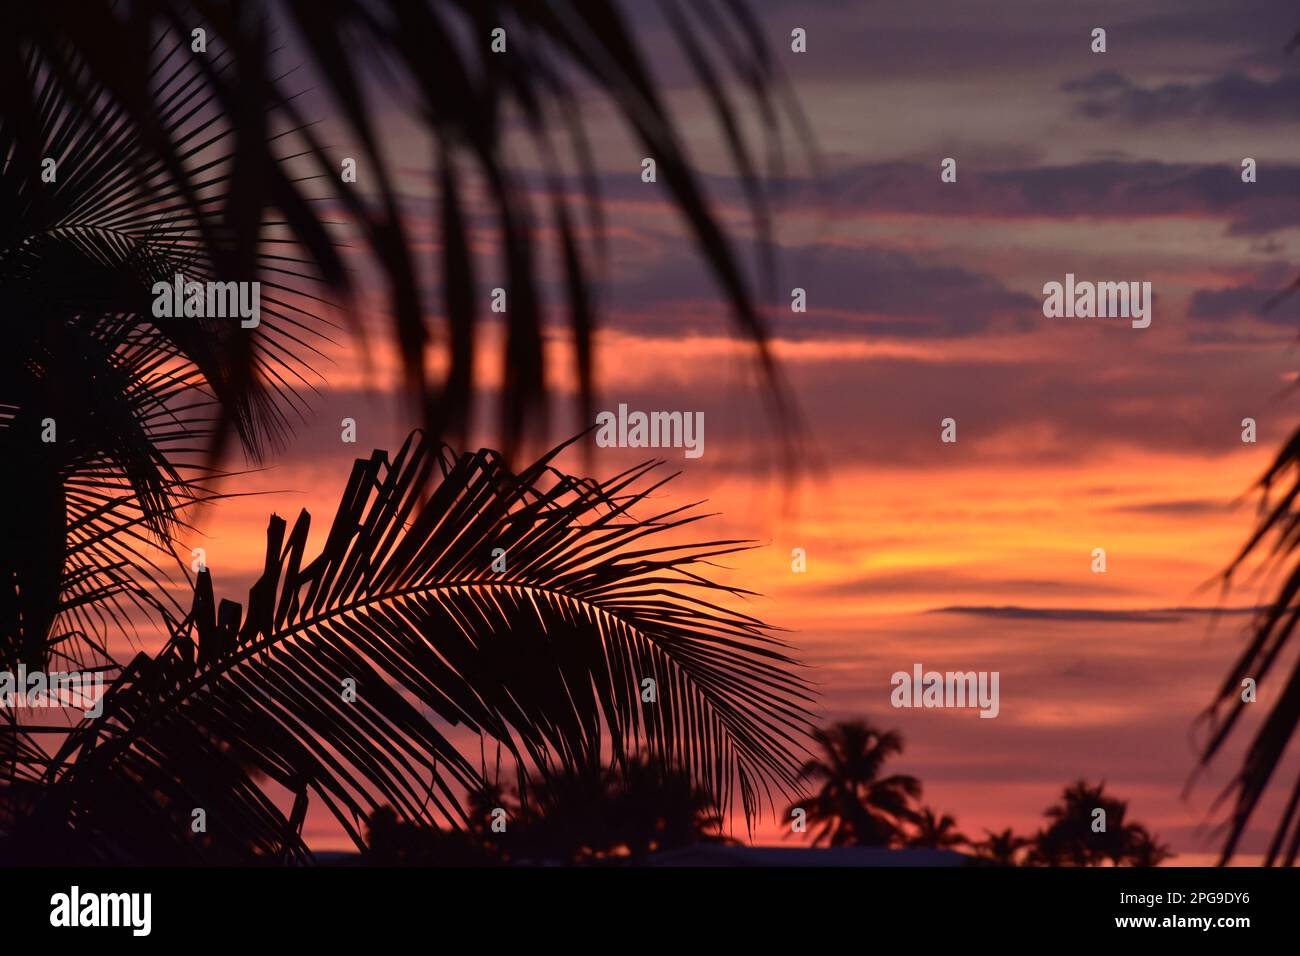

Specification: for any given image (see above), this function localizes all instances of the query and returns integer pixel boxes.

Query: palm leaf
[0,25,332,669]
[1204,436,1300,864]
[13,0,806,454]
[18,434,813,862]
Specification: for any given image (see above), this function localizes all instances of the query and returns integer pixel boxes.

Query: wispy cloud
[928,605,1258,623]
[1064,69,1300,124]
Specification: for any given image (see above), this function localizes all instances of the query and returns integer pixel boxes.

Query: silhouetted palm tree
[1123,824,1174,868]
[466,779,514,854]
[0,26,321,674]
[789,721,921,847]
[1,436,813,863]
[3,0,801,673]
[0,27,320,844]
[605,756,731,862]
[1,4,811,862]
[907,806,968,850]
[503,754,731,864]
[975,827,1030,866]
[1027,780,1172,867]
[364,805,497,866]
[9,1,801,455]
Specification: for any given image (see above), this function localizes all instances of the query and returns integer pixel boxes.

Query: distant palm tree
[364,805,496,866]
[975,827,1030,866]
[466,779,514,852]
[907,806,968,850]
[504,754,731,865]
[789,721,921,847]
[1027,780,1172,867]
[607,756,731,861]
[1123,824,1174,868]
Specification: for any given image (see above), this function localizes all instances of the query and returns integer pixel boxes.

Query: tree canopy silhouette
[788,720,920,847]
[459,753,732,865]
[907,806,968,850]
[974,828,1030,866]
[1027,780,1171,868]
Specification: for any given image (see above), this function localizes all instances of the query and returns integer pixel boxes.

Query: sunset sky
[144,0,1300,862]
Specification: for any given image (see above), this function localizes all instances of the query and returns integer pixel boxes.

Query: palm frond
[0,25,332,669]
[14,0,806,454]
[1204,434,1300,864]
[18,433,813,862]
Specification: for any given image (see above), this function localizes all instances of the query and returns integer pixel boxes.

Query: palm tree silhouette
[1,4,810,862]
[0,30,321,674]
[9,1,800,455]
[974,827,1030,866]
[907,806,969,850]
[500,754,731,865]
[1123,824,1174,868]
[1027,780,1172,867]
[2,435,812,863]
[3,0,801,663]
[604,756,731,862]
[789,721,921,847]
[364,805,496,866]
